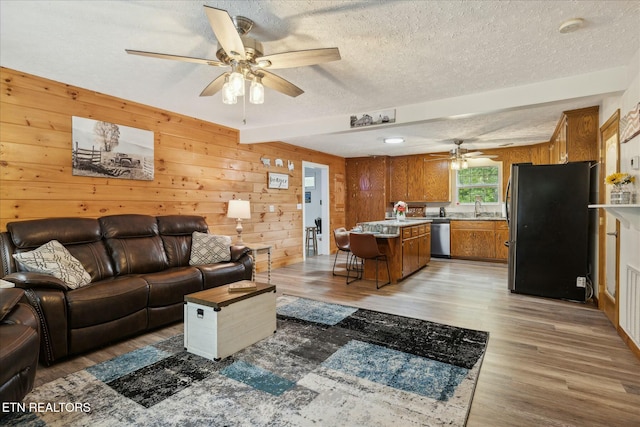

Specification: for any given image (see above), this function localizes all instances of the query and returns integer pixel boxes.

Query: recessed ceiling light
[384,137,404,144]
[559,18,584,34]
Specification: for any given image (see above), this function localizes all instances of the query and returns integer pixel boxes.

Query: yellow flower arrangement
[605,173,635,187]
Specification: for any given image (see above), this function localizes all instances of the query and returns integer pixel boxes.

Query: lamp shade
[227,200,251,219]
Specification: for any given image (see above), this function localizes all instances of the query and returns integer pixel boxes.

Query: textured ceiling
[1,0,639,157]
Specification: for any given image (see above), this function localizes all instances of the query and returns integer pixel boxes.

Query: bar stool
[305,226,318,256]
[347,232,391,289]
[333,227,354,277]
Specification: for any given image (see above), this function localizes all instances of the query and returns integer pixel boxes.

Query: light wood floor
[34,256,640,427]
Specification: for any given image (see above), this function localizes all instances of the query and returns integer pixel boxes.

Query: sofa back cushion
[157,215,209,267]
[7,218,114,282]
[100,214,168,275]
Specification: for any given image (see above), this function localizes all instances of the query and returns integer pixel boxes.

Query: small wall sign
[268,172,289,189]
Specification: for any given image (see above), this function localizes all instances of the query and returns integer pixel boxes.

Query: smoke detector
[559,18,584,34]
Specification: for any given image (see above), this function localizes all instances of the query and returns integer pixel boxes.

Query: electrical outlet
[576,277,586,288]
[269,205,275,212]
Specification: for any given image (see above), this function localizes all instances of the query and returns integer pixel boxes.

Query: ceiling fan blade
[428,153,452,158]
[125,49,226,67]
[258,71,304,97]
[462,151,485,157]
[204,6,246,61]
[257,48,341,69]
[199,73,228,97]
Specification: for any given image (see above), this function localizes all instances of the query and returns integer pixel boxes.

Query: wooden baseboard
[618,325,640,360]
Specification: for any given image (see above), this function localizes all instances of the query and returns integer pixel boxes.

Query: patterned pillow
[189,232,232,265]
[12,240,92,289]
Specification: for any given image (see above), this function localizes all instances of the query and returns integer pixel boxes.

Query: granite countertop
[384,216,506,222]
[356,219,433,238]
[442,217,506,221]
[368,219,433,226]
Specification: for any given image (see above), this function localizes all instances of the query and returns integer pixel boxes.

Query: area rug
[4,296,489,426]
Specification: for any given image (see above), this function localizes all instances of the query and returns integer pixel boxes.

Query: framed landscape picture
[72,116,154,180]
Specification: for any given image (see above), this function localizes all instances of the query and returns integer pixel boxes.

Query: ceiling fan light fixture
[383,137,404,144]
[222,75,237,105]
[229,64,245,96]
[450,159,461,170]
[462,159,469,169]
[250,76,264,104]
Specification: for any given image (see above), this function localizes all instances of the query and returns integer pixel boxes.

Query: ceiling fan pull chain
[243,89,247,125]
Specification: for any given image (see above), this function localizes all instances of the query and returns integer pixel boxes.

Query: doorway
[599,110,620,327]
[302,161,330,258]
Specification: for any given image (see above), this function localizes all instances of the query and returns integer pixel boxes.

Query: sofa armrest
[230,245,251,262]
[3,272,69,291]
[0,288,25,322]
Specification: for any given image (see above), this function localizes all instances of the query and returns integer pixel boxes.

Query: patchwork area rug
[5,296,489,426]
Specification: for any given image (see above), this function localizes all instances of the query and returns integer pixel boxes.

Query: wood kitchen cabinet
[401,224,431,278]
[548,106,599,164]
[407,156,426,200]
[450,220,496,260]
[423,158,450,202]
[388,156,450,202]
[494,220,509,261]
[451,220,509,262]
[346,157,388,228]
[389,156,409,201]
[418,224,431,267]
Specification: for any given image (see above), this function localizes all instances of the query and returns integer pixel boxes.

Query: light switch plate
[631,155,639,170]
[297,204,302,210]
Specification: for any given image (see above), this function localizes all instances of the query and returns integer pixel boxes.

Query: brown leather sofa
[0,288,40,403]
[0,214,253,365]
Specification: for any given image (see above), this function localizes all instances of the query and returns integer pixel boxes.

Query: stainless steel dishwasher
[430,218,450,258]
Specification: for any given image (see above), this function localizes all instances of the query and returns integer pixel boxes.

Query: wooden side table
[245,243,272,284]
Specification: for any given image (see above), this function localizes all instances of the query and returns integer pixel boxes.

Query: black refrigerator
[506,162,596,302]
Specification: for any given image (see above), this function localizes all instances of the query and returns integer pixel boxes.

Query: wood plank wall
[0,67,346,270]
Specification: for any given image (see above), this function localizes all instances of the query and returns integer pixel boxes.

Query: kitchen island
[356,219,432,284]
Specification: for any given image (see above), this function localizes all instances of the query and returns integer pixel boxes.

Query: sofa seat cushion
[197,262,248,289]
[66,277,149,329]
[141,267,203,307]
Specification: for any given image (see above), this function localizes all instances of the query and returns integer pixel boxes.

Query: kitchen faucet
[474,196,482,218]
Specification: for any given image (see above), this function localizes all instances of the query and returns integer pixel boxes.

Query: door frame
[598,109,620,326]
[302,161,330,258]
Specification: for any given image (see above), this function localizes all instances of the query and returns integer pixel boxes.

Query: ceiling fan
[428,140,497,169]
[125,5,341,102]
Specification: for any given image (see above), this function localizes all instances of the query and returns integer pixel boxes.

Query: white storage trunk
[184,282,276,361]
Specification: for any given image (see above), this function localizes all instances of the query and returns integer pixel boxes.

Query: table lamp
[227,199,251,244]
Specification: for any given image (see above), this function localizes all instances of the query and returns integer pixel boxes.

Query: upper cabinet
[389,156,409,201]
[345,156,389,228]
[549,106,599,164]
[423,158,450,202]
[389,156,450,202]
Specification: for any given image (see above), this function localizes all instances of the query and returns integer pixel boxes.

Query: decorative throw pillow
[12,240,92,289]
[189,232,232,265]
